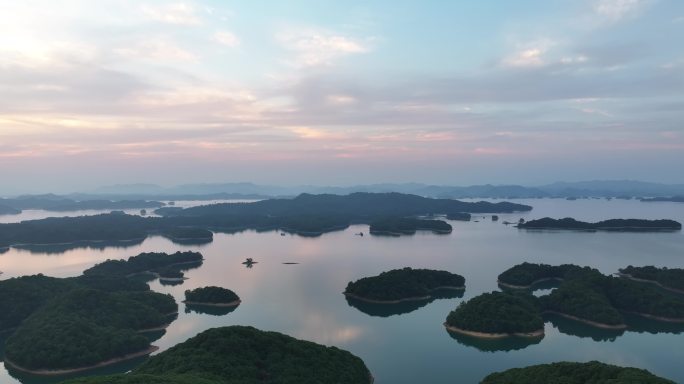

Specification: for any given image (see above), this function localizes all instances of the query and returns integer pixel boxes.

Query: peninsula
[344,268,465,303]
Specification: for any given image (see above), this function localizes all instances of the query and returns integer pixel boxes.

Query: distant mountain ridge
[90,180,684,200]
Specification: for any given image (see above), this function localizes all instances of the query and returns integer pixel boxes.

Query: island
[444,292,544,338]
[446,212,471,221]
[618,265,684,294]
[161,227,213,244]
[517,217,681,231]
[498,263,684,328]
[480,361,675,384]
[0,273,177,374]
[369,217,452,236]
[344,267,465,303]
[184,286,241,307]
[60,326,373,384]
[83,251,203,278]
[0,193,532,248]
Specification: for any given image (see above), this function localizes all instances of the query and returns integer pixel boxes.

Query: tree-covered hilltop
[0,193,531,247]
[445,292,544,336]
[480,361,676,384]
[499,263,684,327]
[369,217,452,236]
[0,269,178,373]
[619,266,684,292]
[5,288,176,371]
[0,275,76,331]
[83,251,203,277]
[517,217,681,231]
[344,268,465,302]
[61,326,373,384]
[497,262,591,288]
[184,286,240,305]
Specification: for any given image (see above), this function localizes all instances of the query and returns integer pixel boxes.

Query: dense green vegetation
[499,263,684,326]
[0,275,76,331]
[480,361,676,384]
[497,262,588,287]
[83,251,203,277]
[184,286,240,304]
[0,265,179,372]
[344,268,465,302]
[61,326,373,384]
[620,265,684,292]
[369,217,452,235]
[5,288,175,370]
[445,292,544,335]
[517,217,681,231]
[0,275,176,372]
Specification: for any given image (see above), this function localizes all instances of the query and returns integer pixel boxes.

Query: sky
[0,0,683,194]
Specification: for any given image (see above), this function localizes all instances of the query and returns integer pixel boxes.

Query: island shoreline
[344,286,465,304]
[3,346,159,376]
[443,323,544,339]
[183,299,242,307]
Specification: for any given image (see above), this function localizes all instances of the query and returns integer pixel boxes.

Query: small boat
[280,232,286,236]
[355,232,364,237]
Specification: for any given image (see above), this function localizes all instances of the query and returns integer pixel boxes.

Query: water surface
[1,198,683,383]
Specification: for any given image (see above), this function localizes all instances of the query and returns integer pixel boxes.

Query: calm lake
[1,198,684,384]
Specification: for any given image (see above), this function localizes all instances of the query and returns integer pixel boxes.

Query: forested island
[184,286,241,306]
[517,217,681,231]
[84,251,203,278]
[344,268,465,303]
[498,263,684,328]
[0,193,531,248]
[444,292,544,338]
[369,217,452,236]
[0,273,177,374]
[480,361,675,384]
[61,326,373,384]
[618,266,684,293]
[446,212,471,221]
